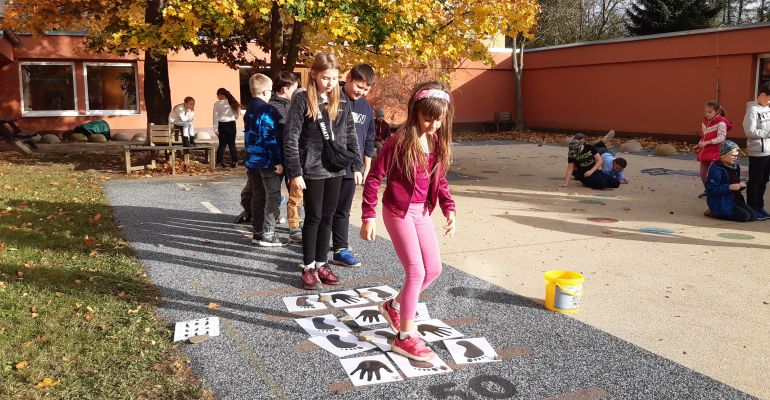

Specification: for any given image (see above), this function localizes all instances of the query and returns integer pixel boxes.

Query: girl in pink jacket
[697,100,734,197]
[360,81,456,361]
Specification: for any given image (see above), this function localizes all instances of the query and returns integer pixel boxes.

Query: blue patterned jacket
[243,97,283,170]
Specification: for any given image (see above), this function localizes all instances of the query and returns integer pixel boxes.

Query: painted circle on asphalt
[639,227,674,235]
[587,217,619,223]
[717,232,755,240]
[578,199,606,205]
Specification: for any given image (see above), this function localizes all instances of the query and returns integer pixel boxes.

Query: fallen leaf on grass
[74,279,82,285]
[82,236,94,248]
[0,243,5,251]
[89,213,102,223]
[206,302,221,309]
[2,184,11,190]
[84,313,94,322]
[55,292,63,297]
[15,361,28,370]
[35,377,60,389]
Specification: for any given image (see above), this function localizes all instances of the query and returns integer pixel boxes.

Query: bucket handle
[555,281,582,298]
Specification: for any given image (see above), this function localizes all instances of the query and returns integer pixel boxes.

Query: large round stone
[70,133,88,142]
[88,134,107,143]
[621,140,642,153]
[654,143,678,156]
[132,133,146,142]
[195,131,212,140]
[40,134,61,144]
[112,132,133,141]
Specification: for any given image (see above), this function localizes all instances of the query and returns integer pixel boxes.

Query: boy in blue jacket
[705,140,756,222]
[244,73,286,245]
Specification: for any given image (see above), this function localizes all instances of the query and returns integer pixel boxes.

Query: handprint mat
[386,352,453,378]
[295,314,351,337]
[343,305,388,327]
[415,319,464,342]
[339,354,403,386]
[355,285,398,302]
[320,290,371,307]
[444,337,501,365]
[282,295,327,312]
[308,333,377,357]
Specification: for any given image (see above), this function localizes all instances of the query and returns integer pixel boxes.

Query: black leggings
[302,176,343,265]
[332,178,356,251]
[216,121,237,164]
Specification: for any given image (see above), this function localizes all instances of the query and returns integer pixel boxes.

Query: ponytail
[217,88,241,114]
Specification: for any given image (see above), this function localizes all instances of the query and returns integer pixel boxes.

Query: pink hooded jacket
[361,134,456,220]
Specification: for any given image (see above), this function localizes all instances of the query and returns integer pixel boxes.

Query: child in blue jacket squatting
[705,140,756,222]
[244,73,287,245]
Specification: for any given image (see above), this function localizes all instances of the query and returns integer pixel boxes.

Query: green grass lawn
[0,154,213,399]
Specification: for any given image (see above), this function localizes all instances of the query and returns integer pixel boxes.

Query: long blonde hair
[391,81,454,183]
[305,52,341,121]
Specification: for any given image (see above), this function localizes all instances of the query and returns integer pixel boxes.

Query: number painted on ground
[428,375,518,399]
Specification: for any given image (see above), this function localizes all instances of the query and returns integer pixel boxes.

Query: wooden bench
[0,115,38,154]
[481,111,515,132]
[123,123,216,174]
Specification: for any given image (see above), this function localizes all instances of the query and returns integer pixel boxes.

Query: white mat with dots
[173,316,220,342]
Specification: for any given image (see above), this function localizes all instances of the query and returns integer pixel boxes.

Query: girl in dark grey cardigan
[283,52,364,290]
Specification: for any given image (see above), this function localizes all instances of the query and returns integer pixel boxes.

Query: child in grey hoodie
[744,81,770,220]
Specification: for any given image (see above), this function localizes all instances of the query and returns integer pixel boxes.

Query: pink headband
[414,89,450,103]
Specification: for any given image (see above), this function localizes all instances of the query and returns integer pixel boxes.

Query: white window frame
[756,54,770,93]
[83,62,140,116]
[19,61,78,117]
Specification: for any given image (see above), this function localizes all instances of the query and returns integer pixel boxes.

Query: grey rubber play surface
[105,175,755,400]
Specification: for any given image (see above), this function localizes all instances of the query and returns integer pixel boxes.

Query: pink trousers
[383,203,443,321]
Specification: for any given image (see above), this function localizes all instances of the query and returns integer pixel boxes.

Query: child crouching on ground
[244,73,286,245]
[705,140,755,222]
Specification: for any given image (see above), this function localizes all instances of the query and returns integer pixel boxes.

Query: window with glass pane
[85,64,138,113]
[20,63,76,113]
[758,58,770,91]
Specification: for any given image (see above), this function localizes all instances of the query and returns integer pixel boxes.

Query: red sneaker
[392,334,435,361]
[316,265,339,285]
[378,299,401,332]
[301,269,321,290]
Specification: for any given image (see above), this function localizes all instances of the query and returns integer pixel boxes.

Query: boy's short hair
[759,82,770,96]
[614,157,627,168]
[273,71,299,93]
[249,73,272,95]
[183,96,195,104]
[349,64,376,86]
[573,132,586,141]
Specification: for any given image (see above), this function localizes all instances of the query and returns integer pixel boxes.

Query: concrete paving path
[104,143,760,399]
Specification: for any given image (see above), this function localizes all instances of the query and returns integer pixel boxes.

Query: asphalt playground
[104,142,761,400]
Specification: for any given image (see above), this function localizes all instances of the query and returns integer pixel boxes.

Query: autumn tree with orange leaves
[3,0,539,123]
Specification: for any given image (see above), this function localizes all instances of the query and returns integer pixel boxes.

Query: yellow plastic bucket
[544,270,584,313]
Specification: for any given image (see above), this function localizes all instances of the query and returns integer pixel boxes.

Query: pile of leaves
[128,160,214,178]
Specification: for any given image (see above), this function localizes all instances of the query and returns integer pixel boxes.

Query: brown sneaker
[316,264,339,285]
[301,269,321,290]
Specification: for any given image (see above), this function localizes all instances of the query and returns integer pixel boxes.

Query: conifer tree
[626,0,723,36]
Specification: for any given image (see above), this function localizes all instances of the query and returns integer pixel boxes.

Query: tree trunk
[269,1,284,78]
[512,34,526,131]
[283,20,305,73]
[144,0,171,124]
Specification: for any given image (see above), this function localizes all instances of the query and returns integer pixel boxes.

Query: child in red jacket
[360,82,456,362]
[697,100,734,197]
